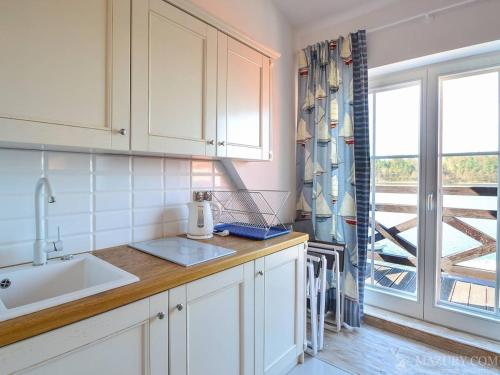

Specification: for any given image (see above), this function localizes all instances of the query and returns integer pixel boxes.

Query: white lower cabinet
[255,245,305,375]
[0,245,305,375]
[150,291,169,375]
[0,299,152,375]
[168,263,255,375]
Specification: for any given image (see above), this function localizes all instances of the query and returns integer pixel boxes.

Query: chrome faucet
[33,177,63,266]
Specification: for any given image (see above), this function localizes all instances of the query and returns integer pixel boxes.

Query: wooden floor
[317,322,499,374]
[366,263,495,311]
[287,356,349,375]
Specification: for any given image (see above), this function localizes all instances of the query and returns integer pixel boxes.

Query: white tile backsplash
[0,149,235,267]
[133,156,163,175]
[133,191,163,208]
[46,152,91,171]
[47,214,92,237]
[164,189,191,206]
[94,211,131,231]
[95,174,131,192]
[0,219,34,244]
[133,224,163,242]
[0,195,34,219]
[94,228,131,249]
[133,208,164,226]
[0,174,40,194]
[133,175,163,190]
[0,149,41,171]
[165,174,190,189]
[95,191,132,211]
[47,193,92,215]
[94,154,131,172]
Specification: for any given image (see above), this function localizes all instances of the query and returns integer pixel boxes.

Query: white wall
[295,0,500,68]
[186,0,297,222]
[0,148,234,267]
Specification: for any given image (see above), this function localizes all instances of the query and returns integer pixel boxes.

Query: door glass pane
[367,83,420,296]
[442,72,498,154]
[438,71,499,316]
[375,85,420,156]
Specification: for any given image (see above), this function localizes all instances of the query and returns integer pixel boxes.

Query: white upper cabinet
[0,0,275,159]
[217,34,271,160]
[0,0,131,150]
[131,0,217,157]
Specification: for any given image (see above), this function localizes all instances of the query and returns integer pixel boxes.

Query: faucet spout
[35,177,55,241]
[33,177,61,266]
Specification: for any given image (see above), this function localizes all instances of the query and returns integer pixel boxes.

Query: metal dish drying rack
[211,190,291,240]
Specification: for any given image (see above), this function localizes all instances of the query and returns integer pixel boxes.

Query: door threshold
[364,305,500,365]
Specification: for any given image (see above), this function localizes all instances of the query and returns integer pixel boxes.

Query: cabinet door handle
[207,139,215,145]
[176,303,184,311]
[257,270,264,276]
[218,141,225,146]
[157,311,166,320]
[118,128,127,136]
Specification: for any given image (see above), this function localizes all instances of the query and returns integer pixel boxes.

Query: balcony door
[367,52,500,341]
[365,71,426,319]
[424,54,500,340]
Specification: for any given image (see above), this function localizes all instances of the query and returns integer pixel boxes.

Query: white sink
[0,253,139,322]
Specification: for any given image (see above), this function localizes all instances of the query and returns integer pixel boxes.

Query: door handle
[427,193,434,212]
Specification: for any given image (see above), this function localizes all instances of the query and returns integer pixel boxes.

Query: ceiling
[272,0,399,28]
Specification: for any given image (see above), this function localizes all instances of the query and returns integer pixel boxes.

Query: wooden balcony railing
[369,185,497,281]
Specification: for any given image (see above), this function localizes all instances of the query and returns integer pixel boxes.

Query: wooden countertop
[0,232,308,348]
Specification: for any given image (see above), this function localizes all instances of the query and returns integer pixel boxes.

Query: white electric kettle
[187,192,219,239]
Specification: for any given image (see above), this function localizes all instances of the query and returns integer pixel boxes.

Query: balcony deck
[366,184,498,312]
[366,262,496,311]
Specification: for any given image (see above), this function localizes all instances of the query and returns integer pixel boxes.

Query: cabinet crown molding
[165,0,281,60]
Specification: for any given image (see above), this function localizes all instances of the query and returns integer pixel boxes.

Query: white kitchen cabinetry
[0,0,275,160]
[131,0,217,157]
[217,34,271,160]
[0,0,131,150]
[0,246,305,375]
[0,299,151,375]
[255,244,306,375]
[150,291,169,375]
[169,263,255,375]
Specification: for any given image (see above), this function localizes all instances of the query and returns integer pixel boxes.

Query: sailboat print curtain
[296,31,369,327]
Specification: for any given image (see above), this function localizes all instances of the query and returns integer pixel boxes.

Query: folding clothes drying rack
[305,241,344,356]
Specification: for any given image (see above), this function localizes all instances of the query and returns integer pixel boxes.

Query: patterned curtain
[296,31,369,327]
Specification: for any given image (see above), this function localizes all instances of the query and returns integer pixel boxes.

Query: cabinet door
[0,0,130,150]
[217,34,271,160]
[150,291,169,375]
[255,245,306,375]
[169,263,254,375]
[132,0,217,156]
[0,300,149,375]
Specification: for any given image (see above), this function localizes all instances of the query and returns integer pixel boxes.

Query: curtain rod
[366,0,481,34]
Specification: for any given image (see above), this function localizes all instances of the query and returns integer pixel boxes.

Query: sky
[369,71,499,157]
